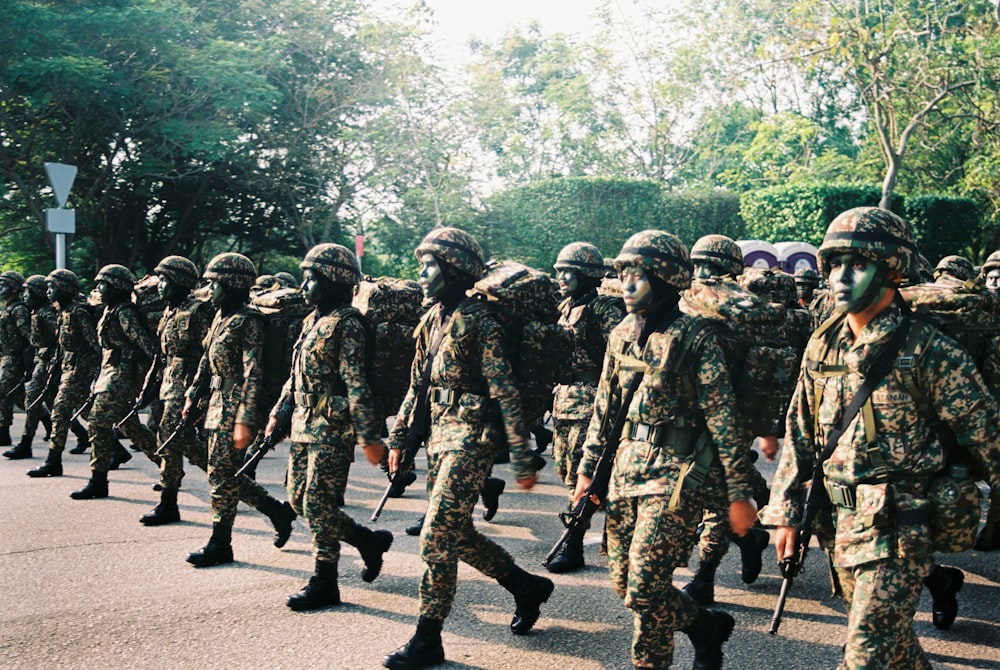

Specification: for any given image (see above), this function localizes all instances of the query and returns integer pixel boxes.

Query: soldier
[138,256,214,526]
[762,207,1000,669]
[574,230,757,670]
[265,244,392,611]
[3,276,57,459]
[70,265,159,499]
[383,228,552,670]
[181,252,296,568]
[0,271,32,447]
[545,242,624,574]
[933,254,976,285]
[27,270,98,478]
[793,267,821,309]
[982,250,1000,293]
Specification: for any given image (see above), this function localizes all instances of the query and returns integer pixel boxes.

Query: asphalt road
[1,414,998,669]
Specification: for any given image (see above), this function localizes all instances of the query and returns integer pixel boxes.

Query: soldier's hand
[362,441,385,466]
[759,435,779,461]
[387,447,401,474]
[264,414,278,438]
[774,525,798,562]
[573,474,595,506]
[516,474,537,490]
[233,423,253,450]
[181,396,193,420]
[728,499,757,537]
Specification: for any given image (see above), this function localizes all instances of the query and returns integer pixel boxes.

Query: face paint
[94,280,111,305]
[828,253,888,314]
[419,253,446,300]
[157,275,176,302]
[620,265,654,314]
[693,260,722,280]
[209,280,226,307]
[557,269,578,298]
[46,284,59,305]
[987,269,1000,293]
[302,268,323,305]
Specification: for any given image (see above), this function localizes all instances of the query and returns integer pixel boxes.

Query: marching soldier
[384,228,552,670]
[763,207,1000,669]
[545,242,624,574]
[575,230,757,670]
[266,244,392,610]
[71,265,159,500]
[27,270,98,477]
[0,271,31,447]
[182,253,296,568]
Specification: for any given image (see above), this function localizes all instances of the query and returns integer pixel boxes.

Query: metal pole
[55,234,67,269]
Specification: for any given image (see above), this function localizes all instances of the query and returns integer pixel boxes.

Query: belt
[429,387,460,405]
[623,421,695,456]
[825,481,856,508]
[209,375,239,393]
[294,391,321,408]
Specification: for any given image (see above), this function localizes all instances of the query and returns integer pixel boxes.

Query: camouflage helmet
[273,271,298,288]
[23,274,48,298]
[94,264,136,292]
[300,243,362,285]
[690,234,744,278]
[415,227,485,278]
[793,267,820,287]
[817,207,918,283]
[741,267,796,306]
[46,268,81,294]
[203,252,256,290]
[553,242,607,280]
[933,255,975,282]
[614,229,693,292]
[154,255,200,289]
[0,271,25,292]
[981,250,1000,274]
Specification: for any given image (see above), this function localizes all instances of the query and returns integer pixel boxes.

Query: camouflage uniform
[0,273,32,440]
[761,207,1000,669]
[579,230,755,669]
[21,277,59,447]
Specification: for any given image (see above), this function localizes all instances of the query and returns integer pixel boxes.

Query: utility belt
[824,479,931,526]
[294,390,346,409]
[622,420,698,457]
[209,374,240,394]
[428,386,486,406]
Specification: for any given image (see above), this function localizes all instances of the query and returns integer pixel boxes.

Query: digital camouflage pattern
[48,296,100,453]
[414,227,486,278]
[89,301,159,472]
[933,255,975,283]
[0,288,32,430]
[817,207,919,282]
[613,230,692,292]
[23,286,59,438]
[690,234,744,279]
[388,296,535,620]
[553,242,608,279]
[277,306,381,564]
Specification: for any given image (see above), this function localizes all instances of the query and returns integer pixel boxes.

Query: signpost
[43,162,77,269]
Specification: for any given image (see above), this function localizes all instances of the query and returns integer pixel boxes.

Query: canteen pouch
[928,467,982,553]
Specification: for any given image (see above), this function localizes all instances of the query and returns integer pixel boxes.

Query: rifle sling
[398,308,459,457]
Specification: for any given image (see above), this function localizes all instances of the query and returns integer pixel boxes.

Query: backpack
[251,285,312,412]
[683,277,801,438]
[472,260,574,427]
[352,276,425,424]
[132,274,166,335]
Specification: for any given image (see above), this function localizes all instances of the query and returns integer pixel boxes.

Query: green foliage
[740,184,888,246]
[902,196,983,264]
[661,190,744,248]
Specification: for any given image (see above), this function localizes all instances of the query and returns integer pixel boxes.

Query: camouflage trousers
[418,447,516,621]
[22,356,56,440]
[206,429,271,526]
[835,555,933,670]
[156,397,208,491]
[0,355,26,429]
[552,417,587,505]
[287,440,358,564]
[48,364,93,453]
[606,487,705,668]
[696,460,769,563]
[89,389,157,472]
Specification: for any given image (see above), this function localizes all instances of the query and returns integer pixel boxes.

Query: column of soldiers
[3,205,1000,670]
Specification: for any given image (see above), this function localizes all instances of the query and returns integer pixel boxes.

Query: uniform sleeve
[235,314,265,427]
[387,312,430,450]
[478,313,532,478]
[118,305,159,362]
[759,370,815,527]
[78,306,100,355]
[578,323,625,478]
[339,315,381,444]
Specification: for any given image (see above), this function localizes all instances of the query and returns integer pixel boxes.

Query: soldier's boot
[531,423,552,454]
[682,607,735,670]
[140,488,181,526]
[349,527,394,583]
[545,523,586,574]
[682,553,721,606]
[27,450,62,477]
[186,522,234,568]
[387,469,417,499]
[731,525,769,584]
[0,426,11,446]
[405,515,425,537]
[924,564,964,630]
[286,559,341,611]
[259,497,296,548]
[481,476,505,521]
[68,421,89,454]
[3,434,33,460]
[383,616,445,669]
[108,440,132,470]
[497,565,554,635]
[70,470,109,500]
[41,415,52,441]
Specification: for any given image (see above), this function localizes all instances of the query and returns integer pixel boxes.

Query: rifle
[4,371,29,399]
[114,357,162,430]
[154,402,203,457]
[27,362,60,411]
[233,403,292,480]
[371,308,458,523]
[71,391,96,422]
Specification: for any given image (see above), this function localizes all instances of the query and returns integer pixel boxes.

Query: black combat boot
[0,426,11,446]
[545,522,587,574]
[683,553,721,606]
[140,488,181,526]
[924,564,964,630]
[287,560,341,611]
[27,450,62,477]
[383,616,445,669]
[349,527,394,583]
[70,470,109,499]
[186,522,234,567]
[731,525,769,584]
[481,476,505,521]
[41,414,52,441]
[497,565,555,635]
[3,435,32,459]
[531,423,552,454]
[405,515,425,537]
[68,421,89,454]
[108,440,132,470]
[259,497,296,548]
[683,607,735,670]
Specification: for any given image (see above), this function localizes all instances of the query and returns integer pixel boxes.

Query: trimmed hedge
[902,196,982,265]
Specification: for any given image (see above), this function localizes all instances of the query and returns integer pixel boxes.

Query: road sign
[45,208,76,234]
[43,162,78,208]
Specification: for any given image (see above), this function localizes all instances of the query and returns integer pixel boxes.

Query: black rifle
[4,370,30,399]
[26,361,60,411]
[114,357,162,430]
[154,402,204,457]
[543,309,671,567]
[70,391,96,423]
[233,403,292,480]
[371,309,458,523]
